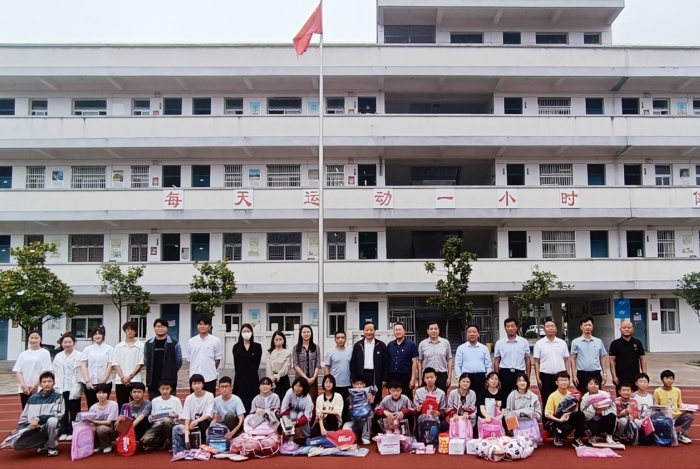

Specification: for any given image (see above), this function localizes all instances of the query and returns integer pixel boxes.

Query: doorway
[160,304,180,342]
[359,302,379,328]
[629,299,648,350]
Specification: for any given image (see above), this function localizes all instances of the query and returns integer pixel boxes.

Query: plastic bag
[478,417,504,439]
[349,389,371,420]
[649,407,678,447]
[415,415,439,444]
[449,416,472,440]
[512,418,542,445]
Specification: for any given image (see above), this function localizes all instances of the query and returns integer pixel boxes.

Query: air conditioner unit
[31,111,47,116]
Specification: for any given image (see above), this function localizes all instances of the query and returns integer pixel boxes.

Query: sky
[0,0,699,46]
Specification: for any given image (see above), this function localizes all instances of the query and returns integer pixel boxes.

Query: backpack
[416,415,439,445]
[651,412,675,447]
[206,423,229,444]
[349,389,371,420]
[624,420,639,446]
[71,422,94,461]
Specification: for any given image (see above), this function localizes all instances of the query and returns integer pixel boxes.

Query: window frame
[129,234,148,262]
[223,303,242,333]
[162,165,182,188]
[191,233,210,262]
[325,164,345,187]
[30,99,48,116]
[585,98,604,115]
[326,98,345,114]
[24,235,44,246]
[72,99,107,116]
[621,98,640,115]
[327,302,347,336]
[225,98,244,115]
[132,99,151,116]
[267,98,302,115]
[660,298,679,333]
[0,98,16,116]
[657,230,675,258]
[583,33,601,45]
[502,32,521,45]
[384,25,436,44]
[590,230,609,258]
[127,306,148,339]
[266,165,301,188]
[191,165,211,188]
[587,164,606,186]
[0,235,10,263]
[537,98,571,115]
[504,97,523,115]
[0,166,12,189]
[539,163,573,186]
[358,232,378,260]
[450,33,483,44]
[508,231,527,259]
[69,234,104,263]
[535,33,568,45]
[655,165,671,186]
[267,303,303,332]
[652,99,670,116]
[192,98,212,115]
[70,305,104,340]
[223,233,242,261]
[163,98,183,116]
[542,231,576,259]
[224,165,243,188]
[130,165,150,188]
[267,232,302,261]
[161,233,181,262]
[71,166,106,189]
[327,232,346,260]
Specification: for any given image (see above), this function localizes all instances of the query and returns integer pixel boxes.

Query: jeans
[12,417,60,450]
[351,417,370,441]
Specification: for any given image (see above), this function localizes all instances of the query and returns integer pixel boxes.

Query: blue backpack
[416,415,439,445]
[651,413,675,447]
[349,389,371,420]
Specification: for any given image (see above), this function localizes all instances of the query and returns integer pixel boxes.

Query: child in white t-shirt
[141,380,183,450]
[171,374,213,454]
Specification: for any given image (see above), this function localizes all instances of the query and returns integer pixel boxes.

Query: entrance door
[359,302,379,328]
[0,319,8,360]
[629,299,648,350]
[160,304,180,342]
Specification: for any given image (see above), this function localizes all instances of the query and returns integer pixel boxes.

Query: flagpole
[317,0,325,359]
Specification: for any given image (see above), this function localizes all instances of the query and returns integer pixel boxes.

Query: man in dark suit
[351,321,389,406]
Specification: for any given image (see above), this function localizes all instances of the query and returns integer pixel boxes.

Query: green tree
[513,265,573,334]
[675,272,700,325]
[97,264,151,341]
[0,243,78,349]
[424,237,478,338]
[189,261,237,317]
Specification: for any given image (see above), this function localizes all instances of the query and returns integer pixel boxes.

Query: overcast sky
[0,0,698,46]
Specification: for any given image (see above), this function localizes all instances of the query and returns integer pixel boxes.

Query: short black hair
[422,367,436,378]
[323,375,337,393]
[259,377,273,386]
[458,373,471,383]
[334,330,346,337]
[352,376,366,386]
[634,373,650,382]
[427,321,439,329]
[59,332,76,344]
[292,377,310,396]
[586,376,601,387]
[544,319,556,326]
[619,382,633,390]
[388,380,402,390]
[363,321,376,330]
[579,316,594,326]
[189,373,205,385]
[514,372,529,385]
[158,380,173,389]
[95,383,111,395]
[504,318,518,327]
[219,376,232,386]
[554,371,570,381]
[660,369,675,380]
[130,382,146,392]
[196,314,212,326]
[122,321,138,332]
[393,323,405,330]
[39,371,55,382]
[91,325,106,339]
[153,317,169,328]
[466,324,480,333]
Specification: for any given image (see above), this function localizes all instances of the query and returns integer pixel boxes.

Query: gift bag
[512,418,542,445]
[116,405,137,457]
[478,417,504,439]
[449,416,472,440]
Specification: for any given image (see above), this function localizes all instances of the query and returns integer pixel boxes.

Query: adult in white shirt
[187,314,222,394]
[52,332,85,441]
[112,321,145,410]
[533,320,570,407]
[80,325,115,409]
[13,330,53,409]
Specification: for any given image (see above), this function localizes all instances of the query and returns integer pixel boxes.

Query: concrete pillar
[497,296,509,342]
[552,302,564,338]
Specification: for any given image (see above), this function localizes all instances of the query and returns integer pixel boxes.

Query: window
[192,98,211,115]
[69,235,104,262]
[73,100,106,116]
[587,164,606,185]
[268,98,302,115]
[71,166,105,189]
[539,164,573,186]
[590,231,609,258]
[626,231,645,258]
[223,233,242,261]
[224,165,243,188]
[225,98,243,115]
[660,299,679,333]
[585,98,604,115]
[503,32,521,45]
[652,99,669,116]
[504,97,523,115]
[268,303,302,331]
[132,99,150,116]
[451,33,483,44]
[0,166,11,189]
[584,33,601,44]
[0,235,10,263]
[192,165,211,188]
[537,98,571,115]
[327,232,345,260]
[266,165,301,187]
[358,164,376,186]
[655,165,671,186]
[0,99,15,115]
[506,164,525,185]
[30,99,48,116]
[130,165,150,188]
[129,234,148,262]
[657,230,675,258]
[694,100,700,116]
[621,98,639,115]
[223,303,242,333]
[162,165,181,188]
[70,305,103,339]
[326,98,345,114]
[326,164,344,186]
[163,98,182,115]
[358,97,377,114]
[127,306,148,339]
[542,231,576,258]
[697,165,700,185]
[191,233,210,261]
[162,233,180,261]
[508,231,527,258]
[267,233,301,260]
[624,164,642,186]
[358,232,378,260]
[328,302,346,335]
[24,235,44,245]
[384,25,436,44]
[536,33,567,44]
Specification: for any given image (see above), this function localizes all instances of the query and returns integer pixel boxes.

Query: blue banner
[614,299,630,319]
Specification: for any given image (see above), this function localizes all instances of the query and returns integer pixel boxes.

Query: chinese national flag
[293,3,323,56]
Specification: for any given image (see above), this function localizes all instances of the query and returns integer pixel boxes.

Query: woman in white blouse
[310,375,343,437]
[265,331,292,402]
[53,332,85,441]
[80,325,114,408]
[13,330,53,409]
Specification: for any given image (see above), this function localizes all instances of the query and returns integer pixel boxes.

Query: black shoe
[554,435,563,447]
[572,438,585,448]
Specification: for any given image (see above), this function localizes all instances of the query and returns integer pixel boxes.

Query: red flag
[293,3,322,56]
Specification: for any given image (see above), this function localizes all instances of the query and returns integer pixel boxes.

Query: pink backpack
[71,422,94,461]
[243,414,278,436]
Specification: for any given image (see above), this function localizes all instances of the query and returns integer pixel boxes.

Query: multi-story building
[1,0,699,364]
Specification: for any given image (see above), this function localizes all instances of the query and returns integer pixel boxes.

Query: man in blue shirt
[494,318,531,397]
[324,331,353,420]
[454,325,492,394]
[570,316,607,395]
[386,323,418,400]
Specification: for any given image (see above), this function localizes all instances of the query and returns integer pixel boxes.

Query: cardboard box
[466,439,478,455]
[378,435,401,455]
[449,438,465,455]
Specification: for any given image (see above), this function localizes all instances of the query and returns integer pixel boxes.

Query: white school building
[1,0,700,365]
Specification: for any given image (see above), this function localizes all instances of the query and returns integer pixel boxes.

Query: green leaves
[513,264,573,328]
[189,260,237,316]
[97,263,151,316]
[0,243,78,347]
[675,272,700,324]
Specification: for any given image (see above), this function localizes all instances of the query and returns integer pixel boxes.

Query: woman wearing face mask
[233,323,263,413]
[53,332,85,441]
[80,325,115,409]
[265,331,292,402]
[293,325,321,404]
[13,330,53,409]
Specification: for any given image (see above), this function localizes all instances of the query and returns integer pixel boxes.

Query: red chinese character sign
[692,190,700,208]
[303,189,320,209]
[373,189,394,209]
[163,190,184,210]
[559,189,580,208]
[497,189,517,208]
[233,189,254,209]
[435,188,456,209]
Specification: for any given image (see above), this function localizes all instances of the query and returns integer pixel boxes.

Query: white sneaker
[58,434,68,441]
[606,435,615,444]
[589,436,597,444]
[94,448,101,453]
[66,435,73,441]
[361,438,371,445]
[103,447,112,454]
[678,433,692,444]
